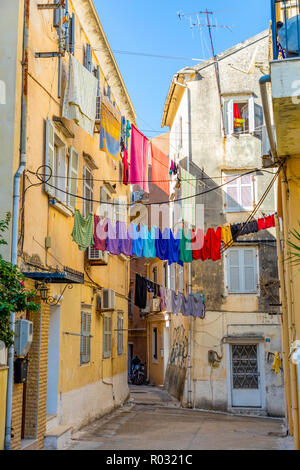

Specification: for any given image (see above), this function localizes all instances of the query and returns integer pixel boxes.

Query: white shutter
[240,174,254,210]
[114,197,126,223]
[227,249,240,293]
[243,248,256,293]
[67,146,79,209]
[56,146,66,204]
[45,117,55,196]
[248,96,255,133]
[227,99,234,135]
[170,264,176,291]
[226,175,240,212]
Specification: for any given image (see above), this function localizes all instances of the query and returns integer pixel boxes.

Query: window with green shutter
[103,313,112,359]
[67,146,79,209]
[80,311,91,364]
[117,312,124,355]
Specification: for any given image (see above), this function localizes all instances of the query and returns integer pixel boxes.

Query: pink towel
[129,124,149,193]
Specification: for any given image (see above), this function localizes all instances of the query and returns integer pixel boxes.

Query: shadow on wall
[164,325,188,401]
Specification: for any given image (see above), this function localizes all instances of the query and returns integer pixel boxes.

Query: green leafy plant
[0,213,40,347]
[287,222,300,271]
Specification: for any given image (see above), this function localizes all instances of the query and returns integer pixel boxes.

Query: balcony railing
[271,0,300,59]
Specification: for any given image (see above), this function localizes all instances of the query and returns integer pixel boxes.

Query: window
[82,166,93,217]
[223,172,255,212]
[113,197,127,223]
[100,187,112,220]
[80,311,91,364]
[103,313,112,358]
[223,96,254,136]
[178,264,184,292]
[117,312,124,355]
[152,266,158,284]
[225,247,258,294]
[45,119,78,209]
[152,326,158,361]
[84,43,93,71]
[163,262,168,288]
[170,264,176,291]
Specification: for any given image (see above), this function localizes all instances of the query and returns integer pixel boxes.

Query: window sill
[49,198,74,217]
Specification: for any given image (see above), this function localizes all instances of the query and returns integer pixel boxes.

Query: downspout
[5,0,30,450]
[259,75,278,160]
[173,73,193,407]
[281,170,300,449]
[275,213,293,434]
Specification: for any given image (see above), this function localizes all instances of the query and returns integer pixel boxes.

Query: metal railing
[271,0,300,59]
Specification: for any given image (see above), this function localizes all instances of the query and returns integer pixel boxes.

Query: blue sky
[93,0,270,137]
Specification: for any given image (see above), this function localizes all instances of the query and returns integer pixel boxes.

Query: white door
[231,344,262,407]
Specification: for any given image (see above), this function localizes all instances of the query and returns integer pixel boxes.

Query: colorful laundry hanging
[134,274,147,309]
[179,228,193,264]
[122,147,129,185]
[71,209,94,251]
[100,102,121,161]
[129,125,149,193]
[155,227,169,260]
[221,224,233,248]
[257,214,275,231]
[93,215,107,251]
[150,143,170,195]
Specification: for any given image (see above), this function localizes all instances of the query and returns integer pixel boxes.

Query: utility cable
[34,166,267,207]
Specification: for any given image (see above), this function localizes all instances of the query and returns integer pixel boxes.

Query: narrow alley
[66,386,293,451]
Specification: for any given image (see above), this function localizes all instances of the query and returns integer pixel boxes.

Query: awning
[22,266,84,284]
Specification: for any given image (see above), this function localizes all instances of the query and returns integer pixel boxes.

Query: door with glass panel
[231,344,261,407]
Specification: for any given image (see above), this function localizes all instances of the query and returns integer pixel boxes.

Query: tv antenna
[178,9,233,136]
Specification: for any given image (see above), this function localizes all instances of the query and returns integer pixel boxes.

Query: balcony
[269,1,300,156]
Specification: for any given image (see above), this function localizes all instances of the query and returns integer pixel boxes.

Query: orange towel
[150,143,170,195]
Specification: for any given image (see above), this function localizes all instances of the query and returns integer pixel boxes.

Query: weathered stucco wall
[167,31,285,416]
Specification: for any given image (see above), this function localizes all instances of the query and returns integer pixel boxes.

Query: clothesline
[134,273,205,319]
[71,209,276,265]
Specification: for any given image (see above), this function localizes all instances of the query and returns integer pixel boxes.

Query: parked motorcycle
[129,356,146,385]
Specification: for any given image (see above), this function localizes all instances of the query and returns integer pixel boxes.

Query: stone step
[44,425,72,450]
[46,414,58,433]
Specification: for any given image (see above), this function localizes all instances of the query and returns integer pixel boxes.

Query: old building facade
[161,31,285,416]
[1,0,135,450]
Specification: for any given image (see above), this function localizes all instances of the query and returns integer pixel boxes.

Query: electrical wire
[34,166,268,207]
[26,167,273,184]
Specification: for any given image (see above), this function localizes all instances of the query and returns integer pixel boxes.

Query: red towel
[211,226,222,261]
[93,215,107,251]
[129,124,149,192]
[192,228,205,260]
[150,143,169,195]
[257,214,275,231]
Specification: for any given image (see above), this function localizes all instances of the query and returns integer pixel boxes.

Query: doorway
[229,343,263,408]
[46,305,61,416]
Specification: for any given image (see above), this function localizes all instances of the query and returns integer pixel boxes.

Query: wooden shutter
[240,173,254,210]
[80,312,91,364]
[227,249,240,293]
[69,13,75,54]
[248,96,255,133]
[225,175,240,212]
[84,44,92,71]
[45,118,55,197]
[96,65,100,96]
[53,0,60,28]
[67,146,79,209]
[224,99,233,136]
[170,264,176,291]
[243,248,257,293]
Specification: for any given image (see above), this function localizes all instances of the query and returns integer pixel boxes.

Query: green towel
[71,210,94,251]
[179,228,193,263]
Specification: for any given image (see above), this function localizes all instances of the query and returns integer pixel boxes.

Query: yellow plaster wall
[0,367,8,450]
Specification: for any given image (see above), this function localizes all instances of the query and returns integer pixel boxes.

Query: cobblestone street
[66,386,293,451]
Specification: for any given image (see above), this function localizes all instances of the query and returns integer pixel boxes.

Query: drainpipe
[281,170,300,449]
[275,213,293,434]
[259,75,278,161]
[5,0,30,450]
[172,73,193,407]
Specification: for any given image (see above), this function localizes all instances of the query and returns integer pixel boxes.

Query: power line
[26,167,273,184]
[35,168,270,207]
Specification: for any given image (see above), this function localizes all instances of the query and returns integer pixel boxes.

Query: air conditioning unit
[14,319,33,357]
[101,288,115,310]
[151,298,161,312]
[87,247,108,265]
[0,341,7,366]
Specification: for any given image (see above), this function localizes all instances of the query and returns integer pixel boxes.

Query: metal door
[231,344,261,407]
